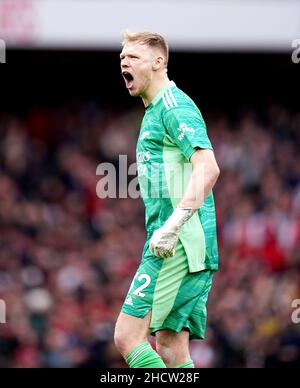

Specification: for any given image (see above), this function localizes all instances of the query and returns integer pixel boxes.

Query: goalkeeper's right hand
[149,208,194,259]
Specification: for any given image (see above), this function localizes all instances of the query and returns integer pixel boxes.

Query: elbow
[212,163,220,185]
[215,164,220,180]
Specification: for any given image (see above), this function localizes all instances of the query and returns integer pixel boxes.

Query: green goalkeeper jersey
[137,81,219,272]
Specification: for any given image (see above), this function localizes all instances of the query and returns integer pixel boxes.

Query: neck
[141,74,170,107]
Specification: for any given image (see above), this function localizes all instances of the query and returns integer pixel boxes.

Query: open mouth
[122,71,134,89]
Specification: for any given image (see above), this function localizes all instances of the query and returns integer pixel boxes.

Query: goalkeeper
[114,30,220,368]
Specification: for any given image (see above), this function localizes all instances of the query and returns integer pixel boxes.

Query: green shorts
[121,239,214,340]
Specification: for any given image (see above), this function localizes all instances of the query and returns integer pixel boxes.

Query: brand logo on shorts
[125,296,133,306]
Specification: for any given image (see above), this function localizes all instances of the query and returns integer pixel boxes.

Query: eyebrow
[120,51,139,59]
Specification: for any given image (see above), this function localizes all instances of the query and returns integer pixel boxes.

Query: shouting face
[120,41,156,97]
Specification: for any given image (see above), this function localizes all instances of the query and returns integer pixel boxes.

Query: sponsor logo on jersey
[177,123,195,141]
[137,151,151,162]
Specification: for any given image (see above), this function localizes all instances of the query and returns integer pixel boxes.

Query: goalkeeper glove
[149,208,194,258]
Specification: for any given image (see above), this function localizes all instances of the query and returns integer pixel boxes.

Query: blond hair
[122,30,169,67]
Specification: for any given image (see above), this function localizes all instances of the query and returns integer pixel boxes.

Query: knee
[114,323,129,356]
[156,335,190,367]
[156,343,177,366]
[114,320,146,357]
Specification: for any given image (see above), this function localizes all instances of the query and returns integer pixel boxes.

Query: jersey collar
[148,80,176,108]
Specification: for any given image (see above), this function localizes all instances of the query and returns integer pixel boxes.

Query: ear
[152,55,164,71]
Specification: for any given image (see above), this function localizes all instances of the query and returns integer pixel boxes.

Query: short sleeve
[162,105,213,160]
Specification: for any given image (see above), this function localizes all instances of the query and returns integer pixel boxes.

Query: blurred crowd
[0,99,300,368]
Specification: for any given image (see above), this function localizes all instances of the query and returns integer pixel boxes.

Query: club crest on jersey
[177,123,195,141]
[141,131,150,140]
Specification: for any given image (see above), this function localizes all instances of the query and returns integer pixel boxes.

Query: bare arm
[177,149,220,211]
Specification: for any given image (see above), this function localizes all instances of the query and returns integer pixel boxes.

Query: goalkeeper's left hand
[149,208,194,258]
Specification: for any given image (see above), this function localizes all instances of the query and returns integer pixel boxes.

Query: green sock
[125,342,167,368]
[172,359,195,368]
